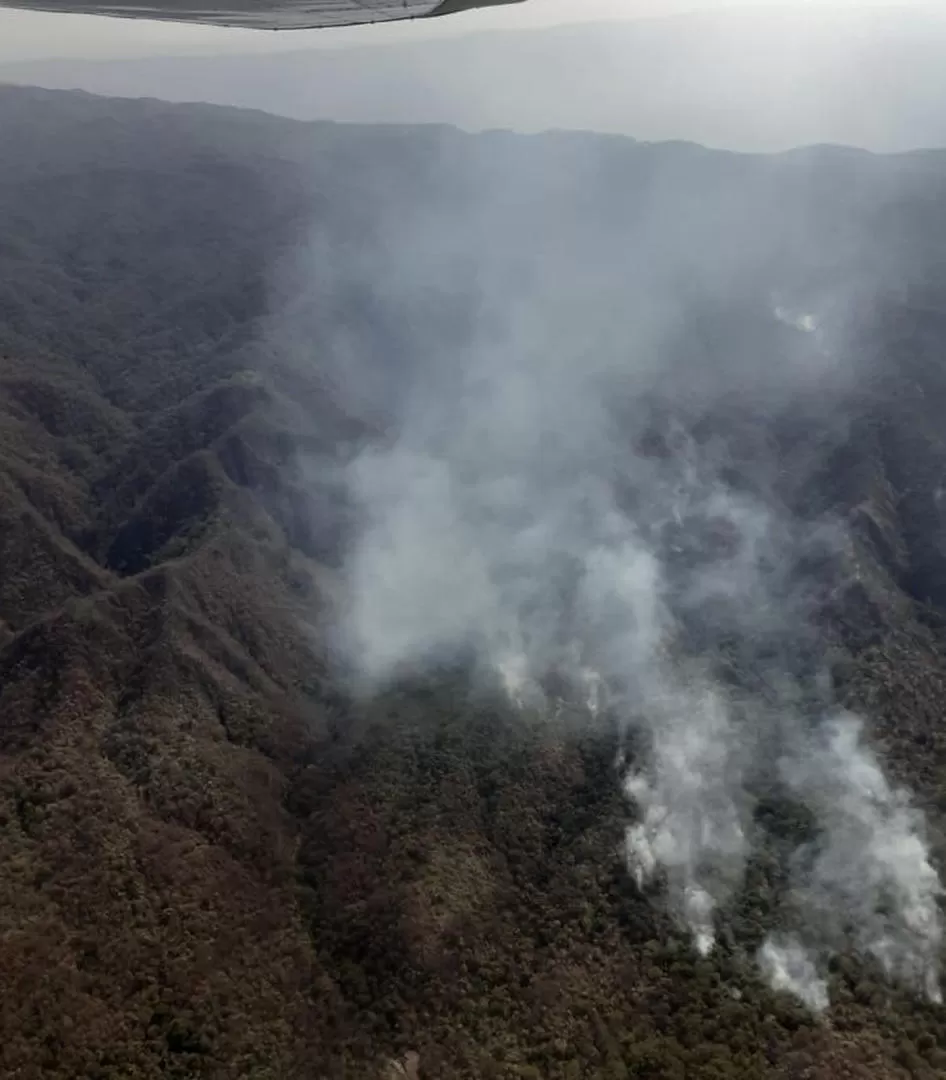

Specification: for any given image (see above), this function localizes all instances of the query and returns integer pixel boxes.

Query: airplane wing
[0,0,526,29]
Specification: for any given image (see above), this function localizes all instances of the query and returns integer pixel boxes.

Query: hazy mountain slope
[0,87,342,1079]
[4,9,946,151]
[3,85,946,1079]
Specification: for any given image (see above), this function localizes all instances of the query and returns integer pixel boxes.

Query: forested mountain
[5,84,946,1079]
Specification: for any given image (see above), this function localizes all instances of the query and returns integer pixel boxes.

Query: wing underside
[0,0,525,28]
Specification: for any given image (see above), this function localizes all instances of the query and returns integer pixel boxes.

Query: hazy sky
[1,0,942,63]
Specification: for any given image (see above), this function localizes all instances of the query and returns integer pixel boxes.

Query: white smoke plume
[778,714,944,1004]
[280,128,945,1010]
[623,683,751,956]
[758,937,830,1014]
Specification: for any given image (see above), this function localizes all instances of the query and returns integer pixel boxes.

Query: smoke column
[287,130,944,1009]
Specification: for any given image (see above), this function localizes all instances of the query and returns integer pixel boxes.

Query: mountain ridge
[5,8,946,151]
[3,83,946,1077]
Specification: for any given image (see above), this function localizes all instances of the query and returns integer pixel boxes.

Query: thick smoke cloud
[283,131,945,1009]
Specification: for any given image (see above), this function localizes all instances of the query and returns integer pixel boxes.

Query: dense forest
[4,85,946,1079]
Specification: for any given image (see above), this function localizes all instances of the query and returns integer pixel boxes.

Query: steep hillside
[3,86,946,1080]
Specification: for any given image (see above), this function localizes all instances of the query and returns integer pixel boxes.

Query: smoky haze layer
[269,130,946,1008]
[7,9,946,152]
